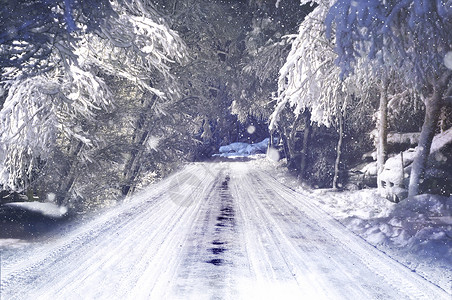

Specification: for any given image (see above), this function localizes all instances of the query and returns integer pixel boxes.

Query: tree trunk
[408,89,442,197]
[282,115,300,170]
[278,129,288,159]
[400,151,405,187]
[58,141,84,205]
[299,111,311,180]
[408,71,451,197]
[439,106,447,133]
[288,114,301,171]
[268,129,273,149]
[122,95,157,197]
[281,128,291,159]
[333,114,343,189]
[284,127,297,169]
[377,81,388,191]
[122,129,149,197]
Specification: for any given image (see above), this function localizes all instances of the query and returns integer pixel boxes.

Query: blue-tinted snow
[214,138,269,157]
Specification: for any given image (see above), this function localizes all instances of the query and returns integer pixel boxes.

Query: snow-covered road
[1,161,450,299]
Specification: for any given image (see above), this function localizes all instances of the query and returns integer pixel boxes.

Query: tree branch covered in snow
[269,0,452,193]
[324,0,452,196]
[270,1,373,130]
[0,0,188,195]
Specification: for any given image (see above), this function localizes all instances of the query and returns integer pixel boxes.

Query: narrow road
[1,161,449,299]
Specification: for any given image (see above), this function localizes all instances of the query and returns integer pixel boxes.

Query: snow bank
[379,148,416,188]
[313,190,452,291]
[253,158,451,293]
[0,239,30,249]
[374,128,452,199]
[387,132,420,145]
[360,161,377,176]
[388,195,452,247]
[5,202,68,218]
[430,126,452,154]
[323,192,452,251]
[215,138,269,157]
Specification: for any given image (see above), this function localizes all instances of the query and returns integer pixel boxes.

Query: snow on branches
[325,0,452,84]
[0,62,113,191]
[0,0,188,193]
[270,1,359,130]
[325,0,452,197]
[271,0,451,195]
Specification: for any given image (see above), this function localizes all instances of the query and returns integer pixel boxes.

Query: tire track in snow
[1,161,449,299]
[230,165,378,299]
[246,166,450,299]
[1,164,219,299]
[167,170,241,299]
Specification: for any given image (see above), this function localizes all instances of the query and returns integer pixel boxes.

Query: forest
[1,0,451,212]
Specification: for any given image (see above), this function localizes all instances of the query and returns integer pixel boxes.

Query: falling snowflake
[47,193,56,202]
[147,136,160,150]
[444,52,452,70]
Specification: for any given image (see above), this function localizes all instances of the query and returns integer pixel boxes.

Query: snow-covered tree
[325,0,452,196]
[231,0,311,124]
[0,0,187,205]
[150,0,313,154]
[271,1,376,187]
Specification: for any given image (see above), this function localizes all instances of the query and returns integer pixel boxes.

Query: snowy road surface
[1,161,450,299]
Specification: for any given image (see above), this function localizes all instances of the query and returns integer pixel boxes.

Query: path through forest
[0,161,450,299]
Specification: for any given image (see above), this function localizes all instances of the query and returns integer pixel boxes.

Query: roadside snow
[0,239,30,249]
[258,158,452,293]
[325,191,452,291]
[5,202,68,218]
[215,138,269,157]
[430,126,452,154]
[365,127,452,197]
[387,132,420,145]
